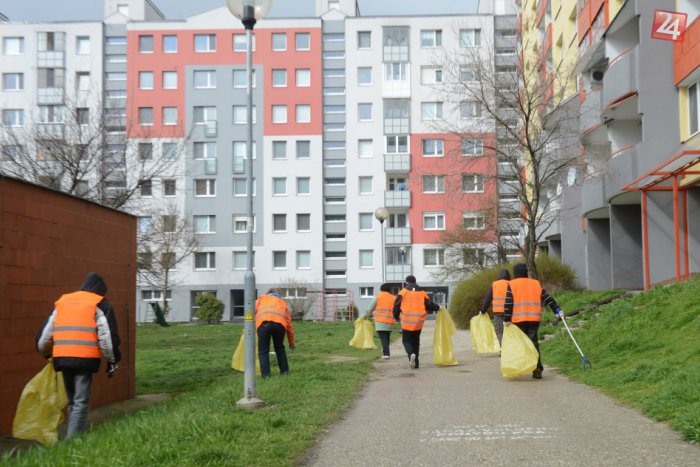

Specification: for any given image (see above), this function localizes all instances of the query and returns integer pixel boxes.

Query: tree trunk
[524,221,538,279]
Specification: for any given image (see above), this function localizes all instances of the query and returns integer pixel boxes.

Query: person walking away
[36,272,121,438]
[503,263,562,379]
[480,269,511,345]
[361,284,396,359]
[255,289,295,377]
[393,276,440,369]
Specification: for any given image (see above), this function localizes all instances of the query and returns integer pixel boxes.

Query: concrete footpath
[304,320,699,467]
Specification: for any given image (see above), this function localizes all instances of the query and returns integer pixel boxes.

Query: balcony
[37,51,64,67]
[37,123,64,139]
[602,47,638,109]
[579,87,602,134]
[386,263,412,282]
[384,117,409,134]
[385,227,411,245]
[581,172,607,216]
[384,153,410,172]
[37,88,65,105]
[384,190,411,208]
[607,146,638,195]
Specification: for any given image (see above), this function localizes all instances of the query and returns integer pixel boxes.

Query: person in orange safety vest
[392,276,440,369]
[255,289,295,378]
[480,269,511,345]
[361,283,396,359]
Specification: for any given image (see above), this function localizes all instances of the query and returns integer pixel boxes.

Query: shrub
[195,292,224,324]
[536,253,576,291]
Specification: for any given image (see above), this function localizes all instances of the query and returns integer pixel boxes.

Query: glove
[107,362,119,378]
[556,309,564,319]
[289,344,296,351]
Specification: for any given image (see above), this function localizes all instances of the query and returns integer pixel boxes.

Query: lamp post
[227,0,272,410]
[374,207,389,284]
[399,246,406,289]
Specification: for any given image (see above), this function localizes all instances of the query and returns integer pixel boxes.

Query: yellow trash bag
[500,324,539,377]
[12,360,68,446]
[470,313,501,354]
[231,333,261,376]
[433,308,458,366]
[349,318,377,349]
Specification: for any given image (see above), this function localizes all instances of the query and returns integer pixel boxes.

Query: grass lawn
[3,321,385,466]
[541,279,700,442]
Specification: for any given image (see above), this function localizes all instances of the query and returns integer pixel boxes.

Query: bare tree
[276,278,319,320]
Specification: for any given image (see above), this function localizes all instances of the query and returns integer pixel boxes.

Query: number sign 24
[652,10,688,42]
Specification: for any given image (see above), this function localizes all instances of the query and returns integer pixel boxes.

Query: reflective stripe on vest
[255,295,290,329]
[509,278,543,323]
[398,288,428,331]
[53,290,103,359]
[492,280,509,314]
[373,291,396,324]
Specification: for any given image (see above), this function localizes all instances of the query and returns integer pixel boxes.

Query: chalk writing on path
[419,424,558,443]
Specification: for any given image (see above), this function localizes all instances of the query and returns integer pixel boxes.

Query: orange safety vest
[509,278,543,323]
[255,294,295,345]
[491,279,509,314]
[398,288,429,331]
[53,291,104,359]
[373,291,396,325]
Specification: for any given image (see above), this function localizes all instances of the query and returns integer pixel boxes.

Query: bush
[536,253,576,291]
[195,292,224,324]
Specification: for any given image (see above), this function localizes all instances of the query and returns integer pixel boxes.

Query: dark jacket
[480,269,511,313]
[392,282,440,321]
[36,273,121,373]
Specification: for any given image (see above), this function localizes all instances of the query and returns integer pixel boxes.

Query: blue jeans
[257,322,289,377]
[63,370,93,438]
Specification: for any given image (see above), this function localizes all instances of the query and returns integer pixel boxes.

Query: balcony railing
[384,190,411,208]
[37,88,65,105]
[384,153,410,172]
[579,87,602,134]
[602,47,638,109]
[385,227,411,245]
[37,51,64,67]
[386,263,412,282]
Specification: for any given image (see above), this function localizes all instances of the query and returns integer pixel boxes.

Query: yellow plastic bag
[12,361,68,446]
[231,333,261,376]
[433,308,458,366]
[470,313,501,354]
[500,324,539,377]
[349,318,377,349]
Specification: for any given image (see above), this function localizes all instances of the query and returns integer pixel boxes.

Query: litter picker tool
[560,315,592,370]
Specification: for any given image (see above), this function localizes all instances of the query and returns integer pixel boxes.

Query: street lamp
[226,0,272,410]
[399,246,406,289]
[374,207,389,284]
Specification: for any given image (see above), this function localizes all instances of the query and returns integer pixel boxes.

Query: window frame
[422,175,445,194]
[422,211,446,231]
[194,251,216,271]
[194,178,217,197]
[194,34,217,53]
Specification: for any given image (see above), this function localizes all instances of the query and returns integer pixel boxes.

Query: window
[296,104,311,123]
[421,66,443,84]
[162,107,177,125]
[297,140,311,159]
[193,106,217,124]
[233,105,257,124]
[2,109,24,127]
[422,139,444,157]
[273,177,287,195]
[386,135,408,153]
[163,179,176,197]
[106,36,127,46]
[689,82,699,135]
[385,62,407,81]
[272,33,287,51]
[296,32,310,51]
[421,29,442,47]
[194,34,216,52]
[1,144,22,161]
[194,252,216,270]
[297,213,311,231]
[139,35,153,53]
[137,217,152,234]
[358,139,373,158]
[358,103,372,121]
[2,73,24,91]
[296,251,311,269]
[460,29,482,47]
[3,37,24,55]
[273,251,287,269]
[297,177,310,195]
[360,287,374,298]
[389,213,408,228]
[194,70,216,89]
[270,141,286,159]
[194,179,216,196]
[463,211,485,230]
[139,107,153,125]
[194,142,216,159]
[460,100,482,119]
[273,214,287,232]
[359,176,373,194]
[138,143,153,161]
[137,252,152,270]
[462,138,484,155]
[462,173,485,193]
[424,249,445,267]
[423,212,445,230]
[233,178,256,197]
[233,251,255,269]
[141,180,153,197]
[272,105,287,124]
[72,36,90,55]
[163,143,178,160]
[463,248,486,267]
[421,102,443,120]
[357,31,371,48]
[163,35,178,53]
[38,32,65,52]
[422,175,445,193]
[358,67,372,85]
[359,250,374,268]
[233,69,256,88]
[233,215,256,233]
[460,67,477,82]
[139,71,154,89]
[296,69,311,87]
[160,71,177,90]
[38,105,63,124]
[37,68,64,88]
[272,69,287,87]
[359,213,373,231]
[233,33,256,52]
[76,72,90,91]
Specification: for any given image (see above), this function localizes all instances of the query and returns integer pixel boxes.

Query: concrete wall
[646,191,678,284]
[0,177,136,436]
[610,204,643,289]
[586,218,611,290]
[687,188,700,275]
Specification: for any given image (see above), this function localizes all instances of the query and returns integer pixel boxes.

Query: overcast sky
[0,0,479,22]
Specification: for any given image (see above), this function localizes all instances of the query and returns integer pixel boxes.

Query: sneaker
[382,355,390,360]
[532,369,543,379]
[409,354,417,369]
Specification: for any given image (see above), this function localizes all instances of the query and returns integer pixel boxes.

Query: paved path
[304,320,699,467]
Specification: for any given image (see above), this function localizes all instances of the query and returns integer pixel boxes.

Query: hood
[497,269,511,281]
[80,272,107,296]
[513,263,528,279]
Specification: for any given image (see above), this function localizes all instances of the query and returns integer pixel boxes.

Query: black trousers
[257,321,289,377]
[515,321,543,371]
[377,330,391,356]
[402,329,421,368]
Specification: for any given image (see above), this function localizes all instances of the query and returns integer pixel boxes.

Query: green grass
[541,279,700,442]
[539,289,623,338]
[3,321,384,466]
